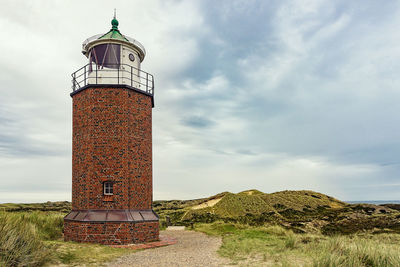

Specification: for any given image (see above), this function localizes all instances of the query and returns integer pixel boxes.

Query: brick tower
[64,15,159,245]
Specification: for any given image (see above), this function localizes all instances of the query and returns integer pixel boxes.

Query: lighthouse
[64,15,159,245]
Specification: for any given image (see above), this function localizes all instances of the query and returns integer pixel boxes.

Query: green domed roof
[98,14,128,42]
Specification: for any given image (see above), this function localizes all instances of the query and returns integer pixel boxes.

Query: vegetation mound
[263,190,344,210]
[154,189,400,234]
[180,190,345,223]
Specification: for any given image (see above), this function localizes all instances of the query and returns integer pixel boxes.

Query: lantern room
[71,15,153,97]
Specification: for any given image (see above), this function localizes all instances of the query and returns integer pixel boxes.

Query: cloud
[1,0,400,202]
[153,0,400,200]
[181,116,215,128]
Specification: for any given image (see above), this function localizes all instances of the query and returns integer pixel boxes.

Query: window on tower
[89,43,121,69]
[104,182,113,195]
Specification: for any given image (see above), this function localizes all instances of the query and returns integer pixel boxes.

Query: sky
[0,0,399,203]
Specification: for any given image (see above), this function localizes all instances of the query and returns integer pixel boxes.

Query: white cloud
[0,0,400,203]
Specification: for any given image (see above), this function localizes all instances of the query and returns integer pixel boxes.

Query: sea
[347,200,400,205]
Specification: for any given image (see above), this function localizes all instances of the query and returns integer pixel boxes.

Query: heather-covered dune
[180,190,345,224]
[154,189,400,235]
[260,190,345,210]
[168,189,345,223]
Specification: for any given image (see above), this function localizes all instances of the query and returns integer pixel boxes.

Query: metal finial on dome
[111,9,119,30]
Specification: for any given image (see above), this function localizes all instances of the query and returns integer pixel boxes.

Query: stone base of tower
[64,221,159,245]
[63,210,159,245]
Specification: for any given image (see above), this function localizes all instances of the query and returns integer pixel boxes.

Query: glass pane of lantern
[90,44,107,65]
[90,43,120,69]
[103,44,120,68]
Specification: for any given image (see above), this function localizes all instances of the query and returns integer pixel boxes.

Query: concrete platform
[166,226,185,231]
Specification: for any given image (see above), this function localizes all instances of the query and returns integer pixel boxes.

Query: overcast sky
[0,0,399,203]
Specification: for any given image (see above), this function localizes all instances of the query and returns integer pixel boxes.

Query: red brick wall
[72,87,153,210]
[64,221,159,245]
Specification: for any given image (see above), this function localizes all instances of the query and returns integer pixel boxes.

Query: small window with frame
[104,182,113,195]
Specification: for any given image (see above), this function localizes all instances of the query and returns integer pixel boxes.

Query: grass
[195,221,400,266]
[0,211,133,266]
[310,235,400,267]
[45,240,132,266]
[18,211,65,240]
[0,212,51,267]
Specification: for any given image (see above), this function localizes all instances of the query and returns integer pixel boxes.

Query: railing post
[84,65,86,86]
[146,73,149,93]
[96,64,98,84]
[131,66,133,87]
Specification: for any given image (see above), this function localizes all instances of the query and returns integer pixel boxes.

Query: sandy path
[106,229,231,267]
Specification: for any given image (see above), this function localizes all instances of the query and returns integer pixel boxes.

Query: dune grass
[0,211,133,266]
[310,235,400,267]
[17,211,65,240]
[0,212,51,266]
[195,221,400,266]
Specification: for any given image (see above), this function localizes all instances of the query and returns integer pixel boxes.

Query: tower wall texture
[72,87,152,210]
[64,86,158,244]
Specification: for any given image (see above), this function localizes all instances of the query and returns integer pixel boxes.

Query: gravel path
[106,229,231,267]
